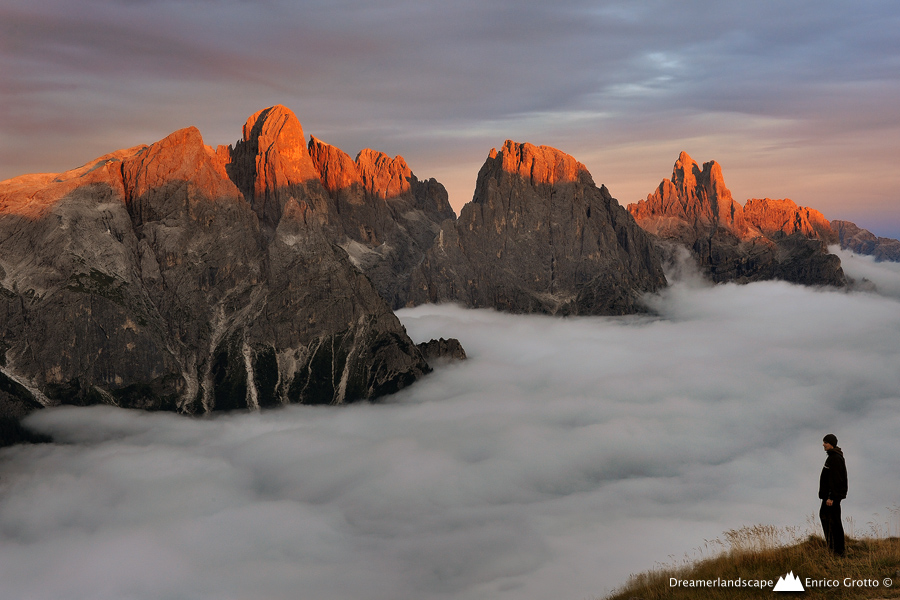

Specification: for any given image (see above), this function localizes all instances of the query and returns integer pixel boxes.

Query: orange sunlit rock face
[307,136,363,196]
[491,140,587,186]
[0,127,245,224]
[228,104,334,228]
[626,151,846,286]
[308,137,416,201]
[0,146,146,219]
[242,105,322,195]
[628,150,748,238]
[743,197,837,243]
[627,153,838,245]
[355,149,413,200]
[122,126,242,224]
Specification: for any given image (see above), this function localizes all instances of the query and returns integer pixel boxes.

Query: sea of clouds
[2,248,899,600]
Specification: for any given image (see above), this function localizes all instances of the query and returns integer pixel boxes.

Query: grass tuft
[605,511,900,599]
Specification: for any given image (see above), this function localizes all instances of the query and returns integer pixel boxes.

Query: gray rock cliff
[408,141,668,314]
[307,137,455,308]
[0,109,432,423]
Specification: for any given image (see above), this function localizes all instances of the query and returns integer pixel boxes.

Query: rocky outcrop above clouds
[307,137,455,307]
[629,151,749,239]
[6,105,883,439]
[226,105,336,229]
[224,106,455,309]
[743,198,837,243]
[0,109,433,418]
[627,152,845,286]
[408,141,667,314]
[830,219,900,262]
[416,337,467,363]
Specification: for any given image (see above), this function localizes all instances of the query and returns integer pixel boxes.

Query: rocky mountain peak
[306,135,455,308]
[672,150,700,192]
[243,103,321,181]
[227,105,331,228]
[743,198,837,243]
[122,126,241,226]
[241,105,307,162]
[0,105,439,418]
[153,125,202,149]
[307,136,362,196]
[0,145,146,219]
[355,149,413,200]
[629,151,746,237]
[485,140,587,188]
[408,140,666,315]
[831,219,900,261]
[628,152,844,286]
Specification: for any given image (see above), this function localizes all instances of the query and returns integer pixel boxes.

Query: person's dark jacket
[818,447,848,500]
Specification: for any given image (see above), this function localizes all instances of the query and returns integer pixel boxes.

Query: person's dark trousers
[820,499,845,556]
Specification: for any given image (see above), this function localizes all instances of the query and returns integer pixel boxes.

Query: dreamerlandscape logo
[772,572,803,592]
[669,571,892,593]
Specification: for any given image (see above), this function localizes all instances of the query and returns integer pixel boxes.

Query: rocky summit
[628,152,845,286]
[307,137,456,308]
[408,141,668,314]
[831,220,900,262]
[0,107,435,422]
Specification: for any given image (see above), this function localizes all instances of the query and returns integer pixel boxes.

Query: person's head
[823,433,838,450]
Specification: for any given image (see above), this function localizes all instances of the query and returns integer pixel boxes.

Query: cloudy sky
[2,250,900,600]
[2,0,899,236]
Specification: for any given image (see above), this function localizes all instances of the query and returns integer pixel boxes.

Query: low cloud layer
[833,246,900,300]
[2,265,900,599]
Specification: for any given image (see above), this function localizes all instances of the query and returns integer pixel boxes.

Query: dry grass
[604,509,900,600]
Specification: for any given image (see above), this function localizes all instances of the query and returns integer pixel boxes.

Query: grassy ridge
[605,524,900,599]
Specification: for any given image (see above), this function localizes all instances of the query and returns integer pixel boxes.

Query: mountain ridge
[3,105,899,441]
[0,106,444,428]
[627,151,846,285]
[408,139,668,314]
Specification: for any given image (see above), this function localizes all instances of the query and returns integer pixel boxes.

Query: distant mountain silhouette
[831,219,900,261]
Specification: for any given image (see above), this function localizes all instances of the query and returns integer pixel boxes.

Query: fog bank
[833,245,900,299]
[2,271,899,599]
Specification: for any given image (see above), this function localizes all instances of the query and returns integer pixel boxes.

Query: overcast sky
[2,0,899,237]
[2,253,900,599]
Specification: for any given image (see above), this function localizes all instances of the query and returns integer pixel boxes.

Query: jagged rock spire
[630,150,747,236]
[227,105,334,228]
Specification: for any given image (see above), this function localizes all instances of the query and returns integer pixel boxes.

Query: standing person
[818,433,848,556]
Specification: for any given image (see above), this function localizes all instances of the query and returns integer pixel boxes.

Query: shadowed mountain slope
[307,137,455,308]
[408,140,668,314]
[0,108,433,419]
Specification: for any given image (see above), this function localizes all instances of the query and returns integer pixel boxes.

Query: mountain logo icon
[773,571,805,592]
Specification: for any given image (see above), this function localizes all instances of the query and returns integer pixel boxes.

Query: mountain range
[1,104,896,442]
